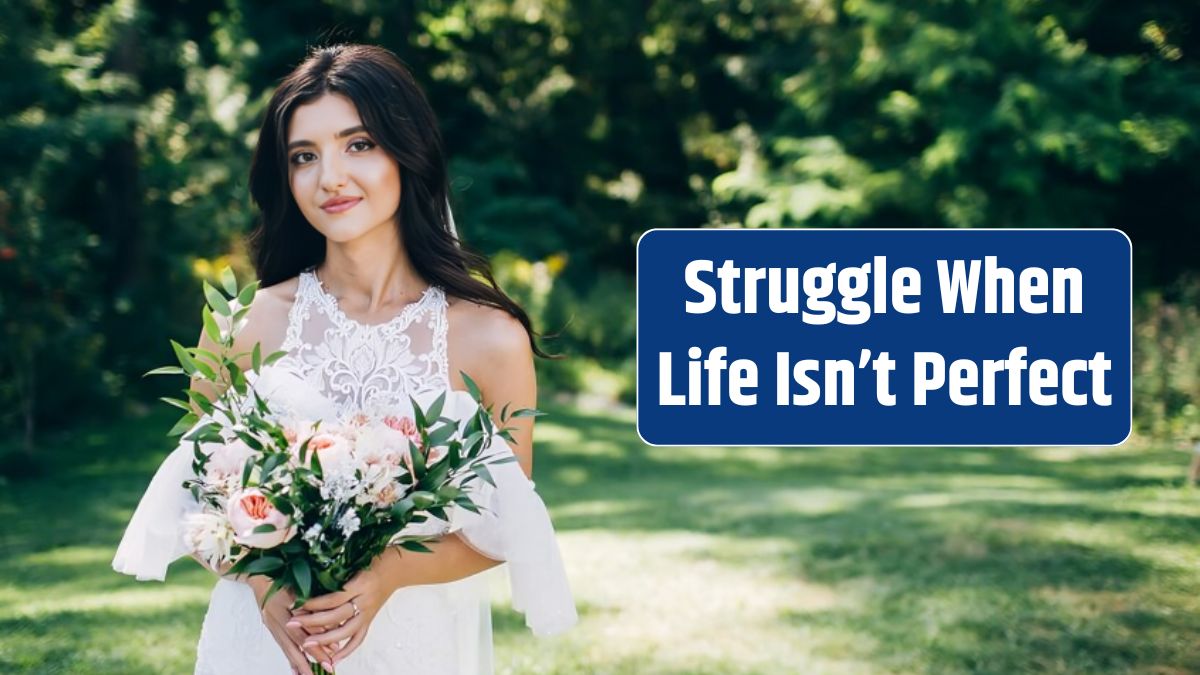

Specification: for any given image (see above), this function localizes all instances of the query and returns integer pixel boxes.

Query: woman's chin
[310,216,396,245]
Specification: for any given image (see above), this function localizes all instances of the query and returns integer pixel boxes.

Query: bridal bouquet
[149,268,531,672]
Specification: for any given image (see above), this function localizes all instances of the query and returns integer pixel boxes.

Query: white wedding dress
[112,269,578,674]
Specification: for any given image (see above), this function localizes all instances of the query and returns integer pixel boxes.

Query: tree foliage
[1,0,1197,442]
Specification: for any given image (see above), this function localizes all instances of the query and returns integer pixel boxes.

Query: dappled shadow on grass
[0,599,207,673]
[5,403,1200,673]
[532,403,1200,672]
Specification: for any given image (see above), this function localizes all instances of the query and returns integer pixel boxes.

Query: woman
[112,43,577,674]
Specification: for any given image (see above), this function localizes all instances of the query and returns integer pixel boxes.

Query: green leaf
[185,390,215,415]
[398,540,433,554]
[315,568,339,593]
[202,305,222,344]
[262,576,285,607]
[511,408,546,419]
[426,391,446,422]
[191,347,222,371]
[410,396,427,429]
[220,267,238,297]
[425,422,456,448]
[474,464,496,487]
[462,431,485,454]
[268,493,294,516]
[192,359,217,381]
[291,558,312,597]
[244,557,285,575]
[310,448,324,479]
[234,430,264,451]
[203,282,232,317]
[391,497,415,519]
[436,485,463,500]
[160,396,191,412]
[251,343,262,372]
[409,439,426,475]
[453,497,481,514]
[184,421,221,443]
[168,412,199,437]
[261,453,290,481]
[252,523,279,534]
[144,366,185,377]
[461,371,483,403]
[171,340,198,375]
[237,280,260,308]
[241,457,254,487]
[264,350,288,366]
[228,361,245,388]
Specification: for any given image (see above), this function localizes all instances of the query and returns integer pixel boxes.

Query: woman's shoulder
[239,276,303,350]
[445,294,531,359]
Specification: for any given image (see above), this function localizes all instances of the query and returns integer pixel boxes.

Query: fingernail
[323,662,333,670]
[287,620,301,628]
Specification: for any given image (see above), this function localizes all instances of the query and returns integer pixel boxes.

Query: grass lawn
[2,401,1200,674]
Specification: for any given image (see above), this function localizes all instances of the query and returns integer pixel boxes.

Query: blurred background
[2,1,1200,673]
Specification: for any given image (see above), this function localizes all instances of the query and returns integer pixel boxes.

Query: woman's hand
[289,565,393,667]
[248,576,335,675]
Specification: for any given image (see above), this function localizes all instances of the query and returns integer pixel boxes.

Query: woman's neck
[316,227,428,314]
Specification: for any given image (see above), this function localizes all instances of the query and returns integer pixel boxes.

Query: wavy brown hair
[248,43,550,357]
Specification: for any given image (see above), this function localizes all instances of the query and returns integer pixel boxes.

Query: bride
[112,43,577,674]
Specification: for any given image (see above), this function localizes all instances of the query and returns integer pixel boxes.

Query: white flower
[338,509,361,538]
[303,523,323,546]
[184,510,237,570]
[319,469,360,504]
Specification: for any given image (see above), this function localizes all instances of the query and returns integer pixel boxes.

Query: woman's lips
[321,198,362,213]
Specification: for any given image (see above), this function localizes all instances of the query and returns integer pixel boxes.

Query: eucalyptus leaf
[237,280,260,308]
[202,305,222,344]
[203,282,232,317]
[168,412,199,436]
[220,267,238,296]
[160,396,191,412]
[398,540,433,554]
[461,371,482,403]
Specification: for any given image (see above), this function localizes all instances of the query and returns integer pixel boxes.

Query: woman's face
[286,93,402,244]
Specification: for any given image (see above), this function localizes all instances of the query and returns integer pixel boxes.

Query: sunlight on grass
[3,404,1200,673]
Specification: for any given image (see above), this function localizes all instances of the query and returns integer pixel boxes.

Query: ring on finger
[351,599,361,618]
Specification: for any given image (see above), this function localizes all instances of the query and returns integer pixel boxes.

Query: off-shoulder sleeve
[442,392,579,637]
[112,425,203,581]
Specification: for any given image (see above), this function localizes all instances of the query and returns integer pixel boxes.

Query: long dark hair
[248,43,550,358]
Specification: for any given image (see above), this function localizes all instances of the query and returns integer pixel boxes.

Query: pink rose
[228,488,295,548]
[384,415,434,471]
[383,415,421,444]
[307,431,354,473]
[205,439,255,485]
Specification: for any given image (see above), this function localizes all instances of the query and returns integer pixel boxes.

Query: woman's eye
[349,139,375,152]
[290,151,316,165]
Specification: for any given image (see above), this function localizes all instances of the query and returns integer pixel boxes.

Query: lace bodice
[272,269,450,422]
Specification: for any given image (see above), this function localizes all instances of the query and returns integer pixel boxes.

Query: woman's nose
[319,155,349,192]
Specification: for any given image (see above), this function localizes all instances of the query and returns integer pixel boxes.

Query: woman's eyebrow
[286,125,369,151]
